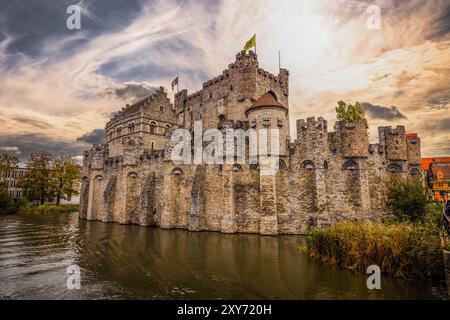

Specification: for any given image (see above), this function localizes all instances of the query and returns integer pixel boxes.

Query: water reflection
[0,213,443,299]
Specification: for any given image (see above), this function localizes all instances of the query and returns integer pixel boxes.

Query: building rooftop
[421,157,450,170]
[246,92,287,115]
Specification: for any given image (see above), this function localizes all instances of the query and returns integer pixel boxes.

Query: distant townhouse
[422,157,450,202]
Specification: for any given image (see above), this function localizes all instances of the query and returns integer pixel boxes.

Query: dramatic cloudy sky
[0,0,449,162]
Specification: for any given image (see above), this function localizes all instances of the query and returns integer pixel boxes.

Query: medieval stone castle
[80,51,422,235]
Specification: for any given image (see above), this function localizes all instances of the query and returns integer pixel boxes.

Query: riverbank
[19,204,80,215]
[302,205,445,281]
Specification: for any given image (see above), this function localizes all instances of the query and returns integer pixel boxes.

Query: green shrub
[304,220,444,281]
[0,190,16,215]
[0,184,28,215]
[386,177,428,222]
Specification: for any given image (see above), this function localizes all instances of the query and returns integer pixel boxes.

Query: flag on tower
[243,34,256,53]
[171,76,178,91]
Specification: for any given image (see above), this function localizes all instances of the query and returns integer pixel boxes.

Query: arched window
[150,121,157,134]
[342,160,359,170]
[232,164,242,172]
[172,168,183,175]
[163,124,171,135]
[95,175,103,181]
[278,159,287,170]
[128,122,135,134]
[160,106,164,113]
[387,163,402,172]
[128,172,138,178]
[262,117,271,127]
[301,160,315,170]
[249,163,260,171]
[150,141,154,151]
[324,161,329,170]
[277,118,283,127]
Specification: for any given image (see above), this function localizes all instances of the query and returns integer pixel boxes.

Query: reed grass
[303,218,444,281]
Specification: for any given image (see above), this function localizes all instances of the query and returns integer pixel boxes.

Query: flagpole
[278,50,281,71]
[254,33,257,54]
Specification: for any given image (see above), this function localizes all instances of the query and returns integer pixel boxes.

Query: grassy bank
[303,205,445,281]
[20,204,80,215]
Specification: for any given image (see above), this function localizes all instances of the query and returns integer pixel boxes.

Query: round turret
[246,91,289,157]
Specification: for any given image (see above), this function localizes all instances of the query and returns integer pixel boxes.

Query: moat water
[0,212,445,299]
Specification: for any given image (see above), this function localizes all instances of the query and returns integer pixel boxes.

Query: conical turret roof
[246,92,288,115]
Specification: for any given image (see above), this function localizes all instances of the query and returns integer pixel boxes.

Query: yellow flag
[243,34,256,52]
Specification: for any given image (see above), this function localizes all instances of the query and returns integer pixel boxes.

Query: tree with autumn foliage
[0,153,19,178]
[50,154,80,205]
[0,153,21,214]
[19,152,54,204]
[20,152,80,205]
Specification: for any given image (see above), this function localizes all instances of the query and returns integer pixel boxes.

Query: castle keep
[80,51,422,235]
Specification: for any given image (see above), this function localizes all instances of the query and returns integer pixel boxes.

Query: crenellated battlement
[379,125,406,136]
[294,117,329,160]
[378,125,408,161]
[234,50,258,67]
[107,86,171,126]
[335,119,369,158]
[202,70,230,89]
[296,117,328,135]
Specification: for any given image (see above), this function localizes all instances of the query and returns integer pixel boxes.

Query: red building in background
[422,157,450,202]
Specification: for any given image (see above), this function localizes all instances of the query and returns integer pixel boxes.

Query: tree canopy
[50,154,81,205]
[19,152,80,205]
[0,153,19,177]
[19,152,54,204]
[335,100,366,123]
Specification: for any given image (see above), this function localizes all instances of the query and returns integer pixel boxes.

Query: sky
[0,0,449,162]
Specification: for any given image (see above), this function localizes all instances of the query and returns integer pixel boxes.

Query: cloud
[10,115,53,129]
[418,118,450,132]
[105,82,158,102]
[0,133,85,162]
[76,129,105,145]
[427,96,449,110]
[426,140,450,156]
[361,102,407,121]
[425,1,450,40]
[0,146,20,154]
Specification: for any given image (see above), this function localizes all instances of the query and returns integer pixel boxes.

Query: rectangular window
[217,99,225,116]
